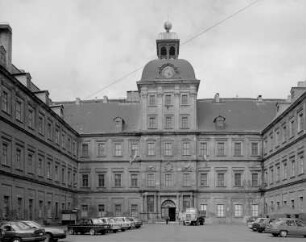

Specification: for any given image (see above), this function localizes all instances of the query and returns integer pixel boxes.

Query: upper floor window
[181,94,188,105]
[165,116,173,129]
[216,142,225,156]
[82,174,89,187]
[38,114,44,135]
[47,121,52,140]
[148,116,157,129]
[291,159,296,177]
[282,124,287,143]
[251,142,259,156]
[182,141,190,156]
[55,126,60,144]
[147,142,155,156]
[200,173,208,186]
[97,143,106,157]
[289,118,295,138]
[275,128,281,146]
[114,143,122,156]
[164,142,172,156]
[299,153,304,175]
[114,173,122,187]
[165,173,173,187]
[234,173,242,187]
[147,173,155,187]
[251,173,258,186]
[297,111,304,133]
[283,161,288,179]
[15,99,23,122]
[2,141,10,166]
[81,143,89,157]
[149,95,156,106]
[234,142,242,156]
[28,105,35,129]
[181,116,189,129]
[165,94,172,106]
[1,89,10,114]
[183,173,191,186]
[98,174,105,187]
[217,172,225,187]
[15,146,23,170]
[199,142,208,157]
[130,142,139,157]
[130,173,138,187]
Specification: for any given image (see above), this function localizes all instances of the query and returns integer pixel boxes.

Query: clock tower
[137,22,200,132]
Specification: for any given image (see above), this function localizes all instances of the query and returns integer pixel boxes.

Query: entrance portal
[161,200,176,221]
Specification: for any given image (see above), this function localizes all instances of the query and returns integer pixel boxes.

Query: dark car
[251,218,267,231]
[20,221,66,242]
[129,217,143,228]
[266,218,306,237]
[257,218,276,233]
[0,221,46,242]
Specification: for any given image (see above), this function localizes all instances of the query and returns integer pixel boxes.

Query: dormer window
[214,115,226,129]
[169,46,175,58]
[113,117,124,132]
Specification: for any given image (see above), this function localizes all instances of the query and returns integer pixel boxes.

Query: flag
[129,153,138,164]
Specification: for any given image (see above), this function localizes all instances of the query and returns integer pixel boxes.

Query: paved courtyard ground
[60,223,306,242]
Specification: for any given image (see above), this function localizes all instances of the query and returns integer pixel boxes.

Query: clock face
[162,66,175,78]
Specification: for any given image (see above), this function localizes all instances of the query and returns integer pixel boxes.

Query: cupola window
[161,47,167,58]
[169,46,175,58]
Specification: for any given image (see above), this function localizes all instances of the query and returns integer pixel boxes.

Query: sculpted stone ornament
[146,165,156,171]
[164,162,173,172]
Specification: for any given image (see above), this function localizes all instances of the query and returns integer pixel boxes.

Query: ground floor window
[147,196,154,213]
[115,204,121,216]
[3,196,10,219]
[98,204,105,217]
[217,204,224,217]
[183,196,190,211]
[234,204,242,217]
[252,204,259,216]
[81,204,88,217]
[131,204,138,217]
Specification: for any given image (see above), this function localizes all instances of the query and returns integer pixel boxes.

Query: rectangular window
[234,173,242,187]
[165,94,172,106]
[97,143,106,157]
[165,173,173,187]
[251,142,259,156]
[297,112,304,133]
[147,173,155,187]
[29,199,34,220]
[47,201,52,218]
[291,159,296,177]
[283,162,288,179]
[3,196,10,219]
[15,99,23,122]
[165,116,173,129]
[251,173,258,187]
[15,146,23,170]
[38,114,44,135]
[147,142,155,156]
[299,153,304,174]
[2,90,9,113]
[200,173,208,186]
[2,142,9,166]
[27,152,34,173]
[147,196,154,213]
[98,174,105,187]
[131,173,138,187]
[183,196,190,211]
[55,127,60,144]
[182,142,190,156]
[148,116,157,129]
[183,173,191,186]
[47,161,51,179]
[81,204,88,217]
[18,197,23,219]
[200,204,207,213]
[82,174,89,187]
[217,142,225,156]
[131,142,139,156]
[115,204,121,216]
[61,168,65,184]
[282,124,287,142]
[98,204,105,217]
[131,204,138,217]
[234,142,242,156]
[28,106,34,129]
[181,116,189,129]
[37,156,44,176]
[199,142,208,157]
[276,165,280,181]
[164,142,172,156]
[217,172,225,187]
[289,118,295,138]
[114,143,122,156]
[55,165,59,181]
[234,204,242,217]
[81,143,89,157]
[217,204,224,217]
[114,173,122,187]
[251,204,259,216]
[181,94,188,105]
[269,167,274,184]
[149,95,156,106]
[38,200,43,218]
[47,122,52,140]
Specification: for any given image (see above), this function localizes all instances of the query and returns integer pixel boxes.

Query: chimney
[75,97,81,105]
[291,81,306,102]
[0,24,12,72]
[103,95,108,103]
[126,91,140,102]
[214,93,220,103]
[257,95,263,102]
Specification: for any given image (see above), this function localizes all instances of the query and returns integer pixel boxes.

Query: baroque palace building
[0,22,305,224]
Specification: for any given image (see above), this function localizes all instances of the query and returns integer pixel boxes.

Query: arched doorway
[161,200,176,221]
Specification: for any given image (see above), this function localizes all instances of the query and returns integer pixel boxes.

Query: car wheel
[280,230,288,237]
[45,233,53,242]
[12,238,22,242]
[89,229,96,236]
[113,230,117,233]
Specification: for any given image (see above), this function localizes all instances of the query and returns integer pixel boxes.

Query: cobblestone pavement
[60,224,306,242]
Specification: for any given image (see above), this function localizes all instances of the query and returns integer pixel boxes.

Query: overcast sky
[0,0,305,101]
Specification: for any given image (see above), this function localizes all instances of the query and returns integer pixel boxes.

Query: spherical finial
[164,21,172,32]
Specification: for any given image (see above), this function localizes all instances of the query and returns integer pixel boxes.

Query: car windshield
[22,221,41,228]
[115,218,124,222]
[12,222,32,230]
[91,219,100,224]
[100,219,107,223]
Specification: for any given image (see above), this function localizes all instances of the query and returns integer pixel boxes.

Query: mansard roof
[197,98,281,132]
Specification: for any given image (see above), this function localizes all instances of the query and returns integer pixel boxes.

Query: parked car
[251,218,267,231]
[246,216,258,229]
[266,218,306,237]
[99,218,121,233]
[113,217,131,231]
[0,221,46,242]
[67,218,110,235]
[20,220,66,242]
[257,218,276,233]
[128,217,143,229]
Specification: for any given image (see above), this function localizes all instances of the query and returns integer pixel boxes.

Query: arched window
[169,46,175,57]
[161,47,167,58]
